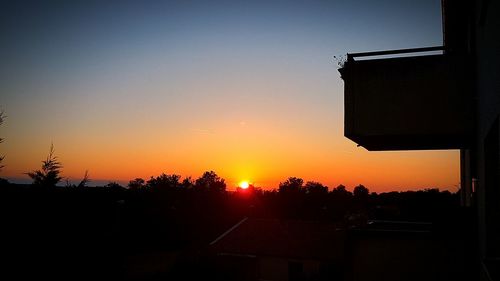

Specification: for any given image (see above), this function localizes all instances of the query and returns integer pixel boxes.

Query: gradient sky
[0,0,458,192]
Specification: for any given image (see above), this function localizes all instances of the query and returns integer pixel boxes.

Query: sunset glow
[239,181,250,189]
[0,1,455,193]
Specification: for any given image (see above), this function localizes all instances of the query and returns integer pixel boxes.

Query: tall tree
[305,181,328,195]
[194,171,226,192]
[26,144,63,187]
[331,184,352,197]
[279,177,304,193]
[353,184,369,198]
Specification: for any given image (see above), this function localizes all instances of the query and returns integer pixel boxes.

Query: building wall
[474,0,500,279]
[475,0,500,261]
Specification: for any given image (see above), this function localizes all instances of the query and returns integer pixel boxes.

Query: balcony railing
[347,46,445,61]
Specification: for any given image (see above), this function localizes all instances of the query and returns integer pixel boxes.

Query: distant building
[340,0,500,280]
[208,217,345,281]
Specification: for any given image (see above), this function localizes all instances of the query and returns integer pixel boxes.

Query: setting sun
[239,181,250,189]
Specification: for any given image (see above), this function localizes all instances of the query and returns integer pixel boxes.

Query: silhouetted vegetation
[194,170,226,193]
[65,170,91,188]
[305,181,328,195]
[2,162,464,280]
[353,184,369,198]
[279,176,304,194]
[128,177,146,190]
[26,144,63,188]
[0,110,5,172]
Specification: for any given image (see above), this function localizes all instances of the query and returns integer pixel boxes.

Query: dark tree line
[127,170,226,194]
[1,142,459,227]
[0,144,461,280]
[9,143,459,225]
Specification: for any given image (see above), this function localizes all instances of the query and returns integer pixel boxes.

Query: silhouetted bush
[26,144,62,188]
[128,178,145,190]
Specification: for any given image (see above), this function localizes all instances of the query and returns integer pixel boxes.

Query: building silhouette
[339,1,499,280]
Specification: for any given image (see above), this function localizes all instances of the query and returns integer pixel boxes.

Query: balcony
[339,47,474,151]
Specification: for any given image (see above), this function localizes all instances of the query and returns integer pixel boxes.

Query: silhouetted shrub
[128,178,145,190]
[26,144,62,187]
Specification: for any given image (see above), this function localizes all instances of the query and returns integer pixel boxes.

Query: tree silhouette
[26,144,62,187]
[353,184,369,198]
[279,177,304,193]
[128,178,145,190]
[333,184,346,192]
[105,181,125,191]
[332,184,352,197]
[181,176,194,189]
[305,181,328,195]
[0,111,5,172]
[147,173,180,191]
[328,184,353,219]
[77,170,91,188]
[194,171,226,192]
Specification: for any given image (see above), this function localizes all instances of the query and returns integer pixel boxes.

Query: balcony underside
[341,52,473,151]
[346,134,471,151]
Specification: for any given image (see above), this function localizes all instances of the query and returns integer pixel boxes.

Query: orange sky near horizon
[2,115,459,193]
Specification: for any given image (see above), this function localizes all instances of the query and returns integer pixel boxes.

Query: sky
[0,0,458,192]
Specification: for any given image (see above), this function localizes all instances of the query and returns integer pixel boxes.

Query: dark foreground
[0,181,476,281]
